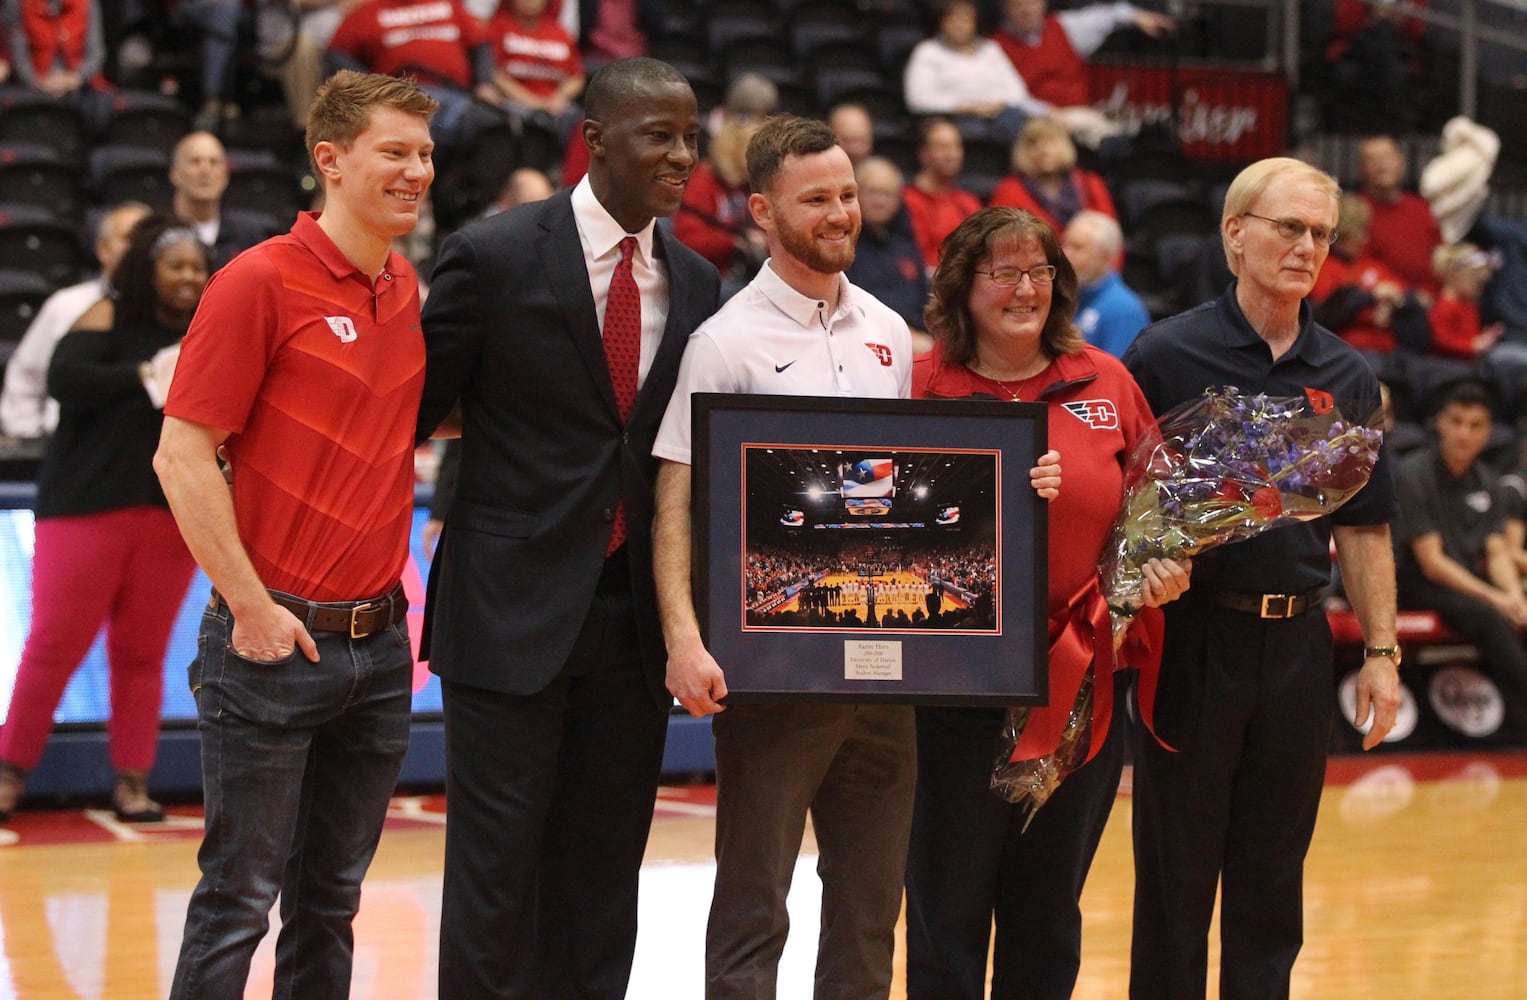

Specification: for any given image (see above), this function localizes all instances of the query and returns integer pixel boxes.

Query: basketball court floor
[1,749,1524,999]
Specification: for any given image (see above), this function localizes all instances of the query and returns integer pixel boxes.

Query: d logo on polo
[326,316,359,343]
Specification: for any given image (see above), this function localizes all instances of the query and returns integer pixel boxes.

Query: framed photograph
[692,392,1049,705]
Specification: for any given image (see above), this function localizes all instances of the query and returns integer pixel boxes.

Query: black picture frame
[693,392,1049,705]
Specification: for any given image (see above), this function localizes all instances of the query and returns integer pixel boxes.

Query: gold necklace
[969,359,1047,402]
[974,371,1023,401]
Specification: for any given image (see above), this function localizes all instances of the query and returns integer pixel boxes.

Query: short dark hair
[924,207,1084,366]
[1437,377,1496,417]
[584,56,691,123]
[746,114,840,194]
[915,115,959,148]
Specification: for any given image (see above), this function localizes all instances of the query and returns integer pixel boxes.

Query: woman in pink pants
[0,216,206,822]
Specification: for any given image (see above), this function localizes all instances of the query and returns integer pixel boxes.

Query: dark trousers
[905,670,1129,1000]
[437,560,669,1000]
[1130,606,1334,1000]
[1401,579,1527,737]
[171,603,413,1000]
[705,701,917,1000]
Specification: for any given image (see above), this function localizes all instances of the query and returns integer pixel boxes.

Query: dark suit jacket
[417,190,720,708]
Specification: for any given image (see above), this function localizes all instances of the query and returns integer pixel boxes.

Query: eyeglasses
[1241,213,1339,246]
[974,264,1058,286]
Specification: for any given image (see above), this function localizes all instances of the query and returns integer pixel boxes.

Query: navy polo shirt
[1122,282,1397,594]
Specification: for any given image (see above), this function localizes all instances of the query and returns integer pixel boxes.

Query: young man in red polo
[154,70,437,998]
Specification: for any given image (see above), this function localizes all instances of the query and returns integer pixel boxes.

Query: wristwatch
[1363,645,1402,667]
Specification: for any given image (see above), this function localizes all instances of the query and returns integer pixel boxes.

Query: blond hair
[1011,116,1075,176]
[1431,241,1492,279]
[1220,157,1339,274]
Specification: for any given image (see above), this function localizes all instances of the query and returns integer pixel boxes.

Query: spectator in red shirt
[3,0,104,94]
[577,0,659,71]
[1,0,113,128]
[1429,242,1502,361]
[903,116,983,271]
[993,0,1174,110]
[674,115,765,295]
[988,115,1116,232]
[1357,134,1444,296]
[1310,194,1428,360]
[328,0,501,146]
[485,0,585,145]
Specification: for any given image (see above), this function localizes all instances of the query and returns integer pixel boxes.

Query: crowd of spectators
[917,540,997,604]
[741,535,998,619]
[4,0,1514,362]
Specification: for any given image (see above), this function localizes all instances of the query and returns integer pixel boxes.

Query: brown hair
[924,207,1084,365]
[746,114,841,195]
[305,70,438,179]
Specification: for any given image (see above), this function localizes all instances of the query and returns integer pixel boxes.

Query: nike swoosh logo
[775,361,797,373]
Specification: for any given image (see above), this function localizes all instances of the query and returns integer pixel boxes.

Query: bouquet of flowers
[992,387,1385,824]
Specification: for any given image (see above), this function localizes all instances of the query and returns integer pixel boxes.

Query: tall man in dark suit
[415,57,720,999]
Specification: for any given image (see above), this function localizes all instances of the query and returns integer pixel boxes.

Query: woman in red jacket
[989,115,1117,232]
[904,206,1189,999]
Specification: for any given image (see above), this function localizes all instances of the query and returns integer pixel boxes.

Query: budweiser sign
[1088,63,1289,162]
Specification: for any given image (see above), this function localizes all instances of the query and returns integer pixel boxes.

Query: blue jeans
[170,596,413,1000]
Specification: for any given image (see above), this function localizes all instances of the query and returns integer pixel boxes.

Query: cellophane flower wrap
[992,387,1385,824]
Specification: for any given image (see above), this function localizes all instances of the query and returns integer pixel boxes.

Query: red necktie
[604,236,640,555]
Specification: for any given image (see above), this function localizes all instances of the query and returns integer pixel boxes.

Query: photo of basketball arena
[741,447,1000,633]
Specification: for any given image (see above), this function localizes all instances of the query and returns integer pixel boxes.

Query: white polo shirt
[653,259,913,465]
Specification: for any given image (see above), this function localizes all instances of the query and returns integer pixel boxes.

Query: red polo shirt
[165,212,425,601]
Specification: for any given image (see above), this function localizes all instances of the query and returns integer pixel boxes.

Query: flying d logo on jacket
[1061,399,1119,429]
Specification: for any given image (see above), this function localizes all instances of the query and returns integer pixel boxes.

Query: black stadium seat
[101,90,192,156]
[705,0,784,55]
[813,68,893,110]
[1118,177,1196,227]
[89,145,174,212]
[0,91,86,165]
[0,205,86,289]
[789,9,862,60]
[0,269,55,349]
[224,162,306,221]
[720,36,799,86]
[0,143,82,220]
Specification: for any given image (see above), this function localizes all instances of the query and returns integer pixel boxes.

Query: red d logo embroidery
[1305,388,1334,414]
[865,343,894,366]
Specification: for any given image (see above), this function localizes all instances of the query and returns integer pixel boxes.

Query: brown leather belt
[1210,588,1325,619]
[210,582,407,638]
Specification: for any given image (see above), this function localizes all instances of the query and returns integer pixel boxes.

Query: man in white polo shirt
[651,113,914,998]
